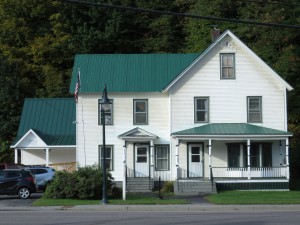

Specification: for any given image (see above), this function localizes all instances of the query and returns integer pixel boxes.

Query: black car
[0,169,38,199]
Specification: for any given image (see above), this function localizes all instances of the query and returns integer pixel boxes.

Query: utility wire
[60,0,300,30]
[238,0,300,7]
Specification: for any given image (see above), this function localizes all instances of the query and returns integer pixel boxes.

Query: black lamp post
[99,84,111,205]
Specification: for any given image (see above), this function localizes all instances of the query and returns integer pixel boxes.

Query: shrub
[161,181,174,194]
[44,165,114,200]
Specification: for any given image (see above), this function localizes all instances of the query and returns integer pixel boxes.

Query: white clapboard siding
[76,92,171,181]
[170,36,286,133]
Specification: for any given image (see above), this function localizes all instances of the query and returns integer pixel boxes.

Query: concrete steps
[127,177,153,192]
[174,179,216,195]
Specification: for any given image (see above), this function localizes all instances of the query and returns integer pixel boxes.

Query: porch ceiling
[172,123,292,139]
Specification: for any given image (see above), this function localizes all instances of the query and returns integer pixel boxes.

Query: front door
[188,144,203,177]
[135,145,149,177]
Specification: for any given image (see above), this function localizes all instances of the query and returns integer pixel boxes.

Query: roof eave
[172,134,292,140]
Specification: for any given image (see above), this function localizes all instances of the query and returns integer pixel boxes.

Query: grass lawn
[32,193,190,206]
[205,191,300,205]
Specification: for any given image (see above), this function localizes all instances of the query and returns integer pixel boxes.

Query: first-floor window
[227,143,272,168]
[250,143,272,167]
[99,145,113,170]
[155,145,169,171]
[227,143,247,167]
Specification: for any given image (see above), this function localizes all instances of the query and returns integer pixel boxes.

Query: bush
[44,165,114,200]
[160,181,174,194]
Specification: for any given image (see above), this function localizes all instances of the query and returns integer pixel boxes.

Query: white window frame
[133,99,148,125]
[220,53,235,79]
[99,145,113,171]
[194,97,209,123]
[99,100,113,125]
[247,96,262,123]
[155,145,169,171]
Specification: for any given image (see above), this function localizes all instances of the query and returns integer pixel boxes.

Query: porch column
[45,148,50,166]
[14,149,18,164]
[247,139,251,180]
[123,142,127,200]
[150,140,154,179]
[175,139,180,179]
[285,138,290,180]
[208,139,212,180]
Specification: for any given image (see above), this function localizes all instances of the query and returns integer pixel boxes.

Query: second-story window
[194,97,209,123]
[220,53,235,79]
[99,100,113,125]
[247,96,262,123]
[133,99,148,125]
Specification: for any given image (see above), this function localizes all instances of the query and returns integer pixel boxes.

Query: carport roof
[12,98,76,146]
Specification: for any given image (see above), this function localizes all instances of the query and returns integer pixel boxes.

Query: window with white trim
[247,96,262,123]
[133,99,148,125]
[155,145,169,171]
[99,145,113,170]
[220,53,235,79]
[227,143,272,168]
[99,100,113,125]
[194,97,209,123]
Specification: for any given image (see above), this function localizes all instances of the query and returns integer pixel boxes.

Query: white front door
[188,144,203,177]
[135,145,149,177]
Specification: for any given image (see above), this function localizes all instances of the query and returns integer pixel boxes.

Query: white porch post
[175,139,180,179]
[150,140,154,179]
[122,142,127,200]
[247,139,251,180]
[286,138,290,180]
[45,148,50,166]
[14,149,18,164]
[208,139,212,180]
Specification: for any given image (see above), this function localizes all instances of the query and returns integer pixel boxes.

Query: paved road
[1,210,300,225]
[0,193,43,207]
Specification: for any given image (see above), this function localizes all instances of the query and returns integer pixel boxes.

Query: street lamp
[99,84,112,205]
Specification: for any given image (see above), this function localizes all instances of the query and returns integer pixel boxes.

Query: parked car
[0,169,38,199]
[25,166,55,191]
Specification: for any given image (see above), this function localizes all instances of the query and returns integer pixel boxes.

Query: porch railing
[126,167,172,181]
[212,166,287,179]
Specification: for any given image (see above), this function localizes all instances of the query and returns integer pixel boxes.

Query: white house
[12,30,293,194]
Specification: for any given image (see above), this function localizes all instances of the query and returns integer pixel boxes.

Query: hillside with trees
[0,0,299,181]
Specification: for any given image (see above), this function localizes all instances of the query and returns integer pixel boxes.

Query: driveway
[0,193,42,207]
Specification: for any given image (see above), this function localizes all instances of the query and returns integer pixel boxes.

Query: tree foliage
[0,0,299,176]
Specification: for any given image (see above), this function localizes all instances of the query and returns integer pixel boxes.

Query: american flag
[74,69,80,103]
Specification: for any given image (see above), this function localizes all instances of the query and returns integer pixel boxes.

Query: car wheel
[18,187,31,199]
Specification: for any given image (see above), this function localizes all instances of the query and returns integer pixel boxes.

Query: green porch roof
[69,54,199,93]
[12,98,76,146]
[172,123,292,136]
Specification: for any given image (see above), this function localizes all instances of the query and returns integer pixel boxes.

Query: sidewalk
[1,204,300,212]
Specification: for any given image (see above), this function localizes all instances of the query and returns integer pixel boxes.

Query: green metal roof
[12,98,76,146]
[172,123,292,136]
[69,54,200,93]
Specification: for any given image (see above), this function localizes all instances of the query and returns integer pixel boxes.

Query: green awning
[172,123,292,137]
